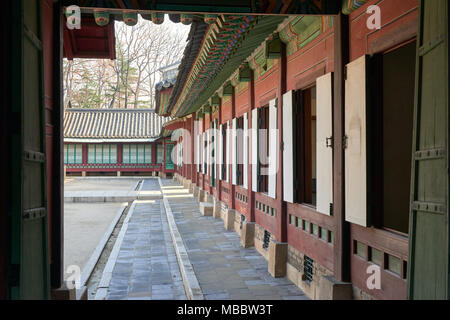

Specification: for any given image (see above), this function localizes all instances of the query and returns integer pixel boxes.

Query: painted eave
[64,138,159,143]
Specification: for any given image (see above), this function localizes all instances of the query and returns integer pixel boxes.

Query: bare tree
[63,16,189,110]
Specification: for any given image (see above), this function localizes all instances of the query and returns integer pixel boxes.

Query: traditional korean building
[63,108,175,177]
[1,0,447,301]
[155,61,180,116]
[160,0,448,300]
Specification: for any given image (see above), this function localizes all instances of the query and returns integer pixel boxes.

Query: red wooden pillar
[182,121,186,178]
[230,86,236,210]
[248,71,256,222]
[188,116,193,181]
[333,12,350,283]
[82,144,88,165]
[277,42,287,243]
[117,143,122,164]
[191,114,196,184]
[163,138,166,175]
[208,115,213,194]
[217,101,222,202]
[180,134,184,176]
[202,115,205,190]
[152,142,156,165]
[184,119,189,179]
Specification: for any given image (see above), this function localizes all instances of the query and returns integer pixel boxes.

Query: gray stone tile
[105,179,307,301]
[205,292,230,300]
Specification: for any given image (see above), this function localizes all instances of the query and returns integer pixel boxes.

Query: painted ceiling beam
[62,0,342,14]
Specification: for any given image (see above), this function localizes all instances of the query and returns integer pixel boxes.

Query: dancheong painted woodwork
[2,0,449,301]
[62,0,342,15]
[161,0,448,301]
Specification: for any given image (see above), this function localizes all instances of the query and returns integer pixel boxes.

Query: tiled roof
[64,108,169,139]
[166,19,208,116]
[167,15,287,117]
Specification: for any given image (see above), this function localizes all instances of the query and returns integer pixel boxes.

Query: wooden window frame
[295,86,316,207]
[211,119,217,187]
[222,122,227,180]
[64,144,82,164]
[369,40,416,236]
[203,136,207,174]
[258,106,269,193]
[156,143,164,164]
[236,116,244,186]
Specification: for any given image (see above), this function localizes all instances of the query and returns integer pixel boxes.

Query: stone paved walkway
[106,179,186,300]
[160,179,308,300]
[104,178,307,300]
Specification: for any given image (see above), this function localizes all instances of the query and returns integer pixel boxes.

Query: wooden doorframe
[333,12,351,283]
[49,0,64,290]
[0,0,13,300]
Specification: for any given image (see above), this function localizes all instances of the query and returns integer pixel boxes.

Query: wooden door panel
[10,0,50,299]
[316,72,334,215]
[408,0,448,300]
[344,55,369,227]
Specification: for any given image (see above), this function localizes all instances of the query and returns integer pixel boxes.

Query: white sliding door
[316,72,334,215]
[268,99,277,199]
[345,56,369,227]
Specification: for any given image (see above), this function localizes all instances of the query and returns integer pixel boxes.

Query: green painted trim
[238,62,252,82]
[265,33,282,59]
[223,82,235,96]
[173,16,286,117]
[342,0,368,15]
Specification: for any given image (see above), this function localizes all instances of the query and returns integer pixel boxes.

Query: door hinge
[344,66,347,80]
[8,264,20,287]
[343,135,348,150]
[23,207,46,220]
[326,136,334,148]
[280,141,284,151]
[329,203,334,216]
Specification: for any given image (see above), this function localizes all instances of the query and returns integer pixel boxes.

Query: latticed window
[64,144,82,164]
[123,144,152,164]
[263,230,271,250]
[88,144,117,164]
[303,255,314,282]
[156,143,164,164]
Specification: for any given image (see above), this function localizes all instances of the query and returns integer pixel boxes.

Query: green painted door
[407,0,448,300]
[10,0,50,299]
[165,144,174,170]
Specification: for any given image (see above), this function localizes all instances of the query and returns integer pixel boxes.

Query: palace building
[1,0,447,300]
[63,108,174,177]
[158,0,445,300]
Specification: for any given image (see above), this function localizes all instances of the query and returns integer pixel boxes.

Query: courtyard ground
[64,202,126,279]
[63,177,307,300]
